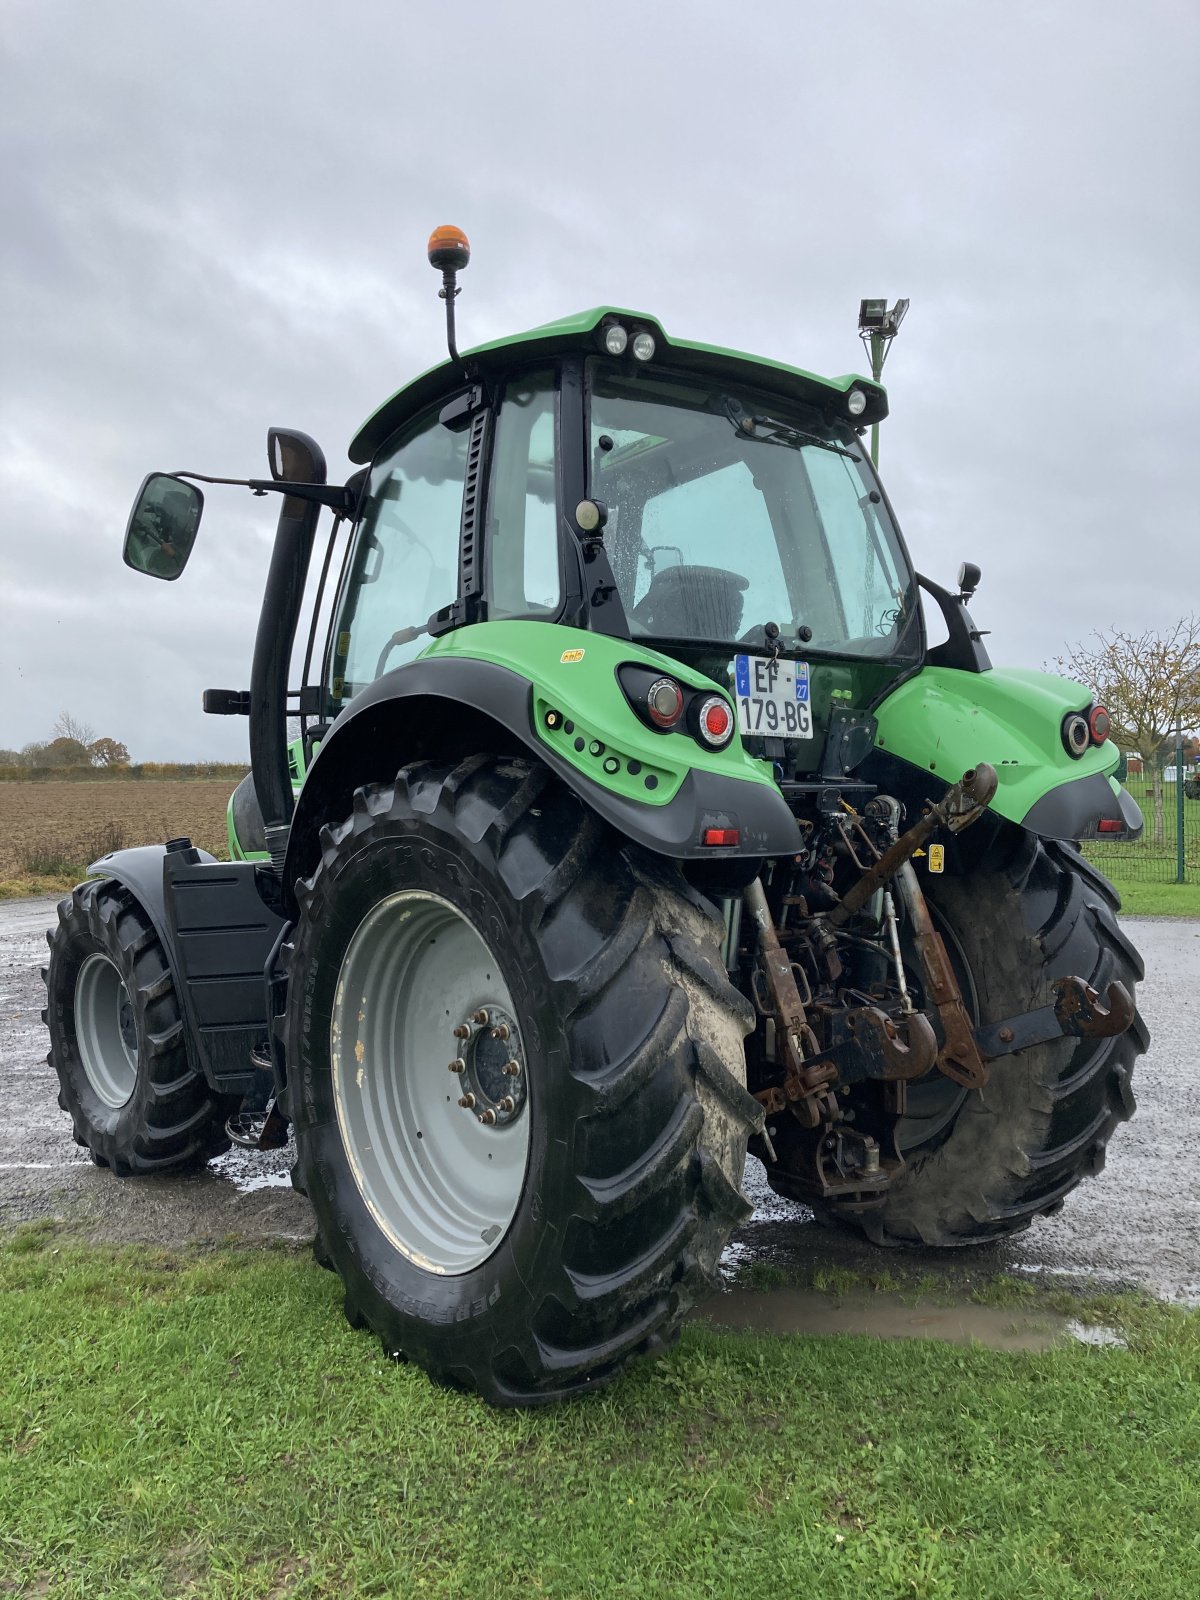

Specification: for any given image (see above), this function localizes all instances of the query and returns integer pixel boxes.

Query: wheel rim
[75,953,139,1109]
[331,890,531,1275]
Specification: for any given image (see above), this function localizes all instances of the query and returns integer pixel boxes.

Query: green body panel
[417,621,777,807]
[873,666,1118,824]
[226,744,307,862]
[350,307,886,464]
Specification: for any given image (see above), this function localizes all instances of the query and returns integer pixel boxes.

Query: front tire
[288,756,759,1405]
[818,827,1148,1246]
[44,881,232,1174]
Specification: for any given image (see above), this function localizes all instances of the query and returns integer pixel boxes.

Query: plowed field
[0,778,236,895]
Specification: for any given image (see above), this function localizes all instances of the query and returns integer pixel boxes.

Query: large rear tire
[817,828,1148,1246]
[44,880,232,1174]
[288,755,759,1405]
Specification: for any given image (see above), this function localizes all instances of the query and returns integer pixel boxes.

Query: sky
[1,0,1197,760]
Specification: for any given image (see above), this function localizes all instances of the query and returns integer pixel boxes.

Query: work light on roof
[604,323,629,356]
[858,299,888,331]
[847,388,867,417]
[631,331,656,362]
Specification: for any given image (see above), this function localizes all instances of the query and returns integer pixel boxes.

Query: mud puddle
[695,1285,1122,1353]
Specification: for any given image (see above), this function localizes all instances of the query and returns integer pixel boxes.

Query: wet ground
[4,896,1197,1349]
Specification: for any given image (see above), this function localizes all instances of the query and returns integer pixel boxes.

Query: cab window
[485,368,560,619]
[327,405,467,707]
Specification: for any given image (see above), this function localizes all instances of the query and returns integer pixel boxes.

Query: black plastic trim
[1021,770,1144,842]
[917,572,992,673]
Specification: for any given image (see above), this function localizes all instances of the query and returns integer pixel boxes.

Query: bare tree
[1053,616,1200,845]
[53,710,96,747]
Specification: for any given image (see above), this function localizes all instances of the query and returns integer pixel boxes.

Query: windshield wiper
[724,400,860,460]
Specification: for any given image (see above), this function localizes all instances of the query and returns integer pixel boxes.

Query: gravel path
[3,895,1195,1302]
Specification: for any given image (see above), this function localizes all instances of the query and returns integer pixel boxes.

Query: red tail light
[702,827,740,847]
[1097,818,1123,834]
[1088,705,1111,743]
[694,694,735,749]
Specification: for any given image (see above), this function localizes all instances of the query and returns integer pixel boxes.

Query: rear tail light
[646,677,685,729]
[693,694,735,749]
[702,827,740,847]
[1097,818,1123,834]
[1088,704,1111,744]
[618,663,737,752]
[1062,712,1091,758]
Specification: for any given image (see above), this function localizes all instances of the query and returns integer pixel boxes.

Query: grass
[1106,878,1200,917]
[1,1227,1198,1598]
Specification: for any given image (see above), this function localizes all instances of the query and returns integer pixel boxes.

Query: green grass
[2,1229,1198,1598]
[1107,878,1200,917]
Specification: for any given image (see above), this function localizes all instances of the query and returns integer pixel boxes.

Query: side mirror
[123,473,204,581]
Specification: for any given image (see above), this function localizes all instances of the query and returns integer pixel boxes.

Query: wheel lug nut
[502,1060,522,1077]
[452,1024,471,1040]
[448,1058,466,1074]
[498,1096,516,1114]
[477,1108,497,1125]
[471,1009,489,1026]
[458,1093,476,1109]
[490,1023,510,1041]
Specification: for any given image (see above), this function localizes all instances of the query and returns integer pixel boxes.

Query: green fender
[873,666,1140,839]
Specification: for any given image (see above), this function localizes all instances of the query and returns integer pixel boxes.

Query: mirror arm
[172,471,356,515]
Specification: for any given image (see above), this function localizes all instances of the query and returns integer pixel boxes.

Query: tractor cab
[330,318,923,796]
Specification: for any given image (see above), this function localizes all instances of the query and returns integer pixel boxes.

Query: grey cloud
[2,0,1197,757]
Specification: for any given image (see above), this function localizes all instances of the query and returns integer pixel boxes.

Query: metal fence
[1080,753,1200,885]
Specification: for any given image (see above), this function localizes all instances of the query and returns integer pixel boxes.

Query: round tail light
[1063,712,1091,758]
[646,677,685,729]
[1088,705,1111,744]
[694,695,735,749]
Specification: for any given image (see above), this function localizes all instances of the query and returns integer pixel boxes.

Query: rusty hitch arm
[975,977,1135,1061]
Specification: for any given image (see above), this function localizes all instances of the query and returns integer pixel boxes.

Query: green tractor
[44,228,1148,1404]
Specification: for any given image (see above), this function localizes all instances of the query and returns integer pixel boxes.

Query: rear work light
[645,677,685,729]
[1062,712,1091,758]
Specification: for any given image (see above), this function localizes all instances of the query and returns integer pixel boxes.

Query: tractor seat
[630,564,749,640]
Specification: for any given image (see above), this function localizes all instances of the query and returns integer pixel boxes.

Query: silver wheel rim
[331,890,531,1275]
[75,953,138,1109]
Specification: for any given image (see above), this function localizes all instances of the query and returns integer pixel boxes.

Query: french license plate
[733,655,812,739]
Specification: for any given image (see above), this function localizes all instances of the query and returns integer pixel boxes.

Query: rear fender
[85,844,287,1094]
[283,626,802,909]
[872,666,1143,840]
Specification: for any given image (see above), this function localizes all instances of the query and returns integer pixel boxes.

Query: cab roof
[349,306,887,463]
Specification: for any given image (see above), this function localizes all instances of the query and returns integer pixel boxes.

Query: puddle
[695,1286,1076,1353]
[1065,1319,1127,1348]
[207,1148,294,1194]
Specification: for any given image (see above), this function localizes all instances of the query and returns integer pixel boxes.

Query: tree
[41,736,91,767]
[54,711,95,746]
[88,737,130,768]
[1054,616,1200,845]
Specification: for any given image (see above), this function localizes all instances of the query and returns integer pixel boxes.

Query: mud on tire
[288,755,761,1405]
[818,825,1148,1247]
[44,880,233,1174]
